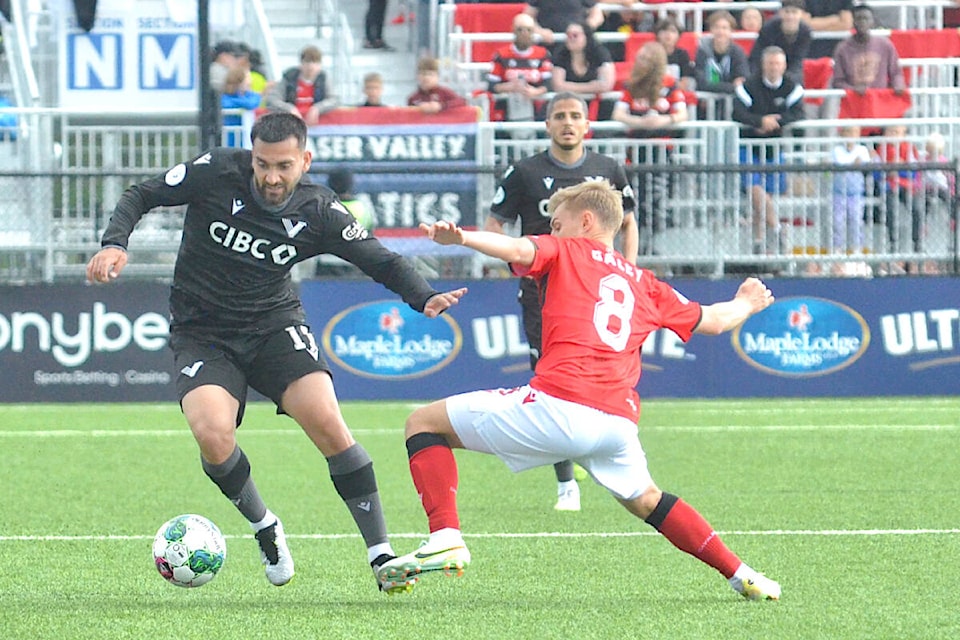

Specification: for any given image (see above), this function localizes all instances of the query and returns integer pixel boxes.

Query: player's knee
[404,400,450,439]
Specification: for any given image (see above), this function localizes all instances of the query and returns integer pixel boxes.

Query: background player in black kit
[86,112,466,595]
[483,92,638,511]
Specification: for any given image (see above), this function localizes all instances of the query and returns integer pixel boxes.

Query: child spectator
[266,45,337,125]
[407,57,467,114]
[359,72,386,107]
[220,67,261,148]
[831,125,871,257]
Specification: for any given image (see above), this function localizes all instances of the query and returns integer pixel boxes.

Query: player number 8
[592,274,634,352]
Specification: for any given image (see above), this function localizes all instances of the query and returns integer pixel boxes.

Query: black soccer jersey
[101,148,438,332]
[489,150,636,236]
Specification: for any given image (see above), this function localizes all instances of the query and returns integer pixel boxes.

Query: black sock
[202,446,268,524]
[554,460,575,483]
[328,443,388,548]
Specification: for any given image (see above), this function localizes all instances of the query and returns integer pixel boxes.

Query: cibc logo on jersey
[208,221,298,265]
[322,300,462,379]
[733,297,870,376]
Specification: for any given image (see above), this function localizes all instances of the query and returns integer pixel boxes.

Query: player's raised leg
[623,486,781,600]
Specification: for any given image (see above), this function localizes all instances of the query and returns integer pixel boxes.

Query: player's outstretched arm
[419,221,536,267]
[86,247,128,283]
[695,277,774,335]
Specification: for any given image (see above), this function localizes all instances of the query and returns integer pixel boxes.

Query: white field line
[2,528,959,543]
[1,422,959,437]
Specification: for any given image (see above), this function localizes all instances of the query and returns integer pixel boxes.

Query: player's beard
[255,177,293,206]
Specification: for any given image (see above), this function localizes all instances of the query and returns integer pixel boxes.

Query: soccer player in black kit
[86,112,466,594]
[484,92,637,511]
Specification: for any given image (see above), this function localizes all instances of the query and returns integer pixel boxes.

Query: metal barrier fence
[0,111,957,282]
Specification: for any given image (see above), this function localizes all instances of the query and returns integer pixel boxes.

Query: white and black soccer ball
[152,514,226,588]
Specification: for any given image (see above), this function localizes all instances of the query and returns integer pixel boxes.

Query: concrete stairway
[260,0,419,107]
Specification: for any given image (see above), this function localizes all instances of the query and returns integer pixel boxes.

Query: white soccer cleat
[740,573,781,601]
[255,519,295,586]
[554,484,581,512]
[372,553,418,595]
[376,539,471,587]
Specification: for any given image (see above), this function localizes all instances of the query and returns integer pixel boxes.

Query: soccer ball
[152,514,227,588]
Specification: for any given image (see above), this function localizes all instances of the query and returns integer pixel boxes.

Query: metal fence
[0,110,957,282]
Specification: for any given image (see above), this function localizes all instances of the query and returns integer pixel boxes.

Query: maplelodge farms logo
[321,300,462,379]
[732,297,870,377]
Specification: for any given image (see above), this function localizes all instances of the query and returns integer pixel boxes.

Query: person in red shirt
[377,180,782,602]
[488,13,553,127]
[407,57,467,114]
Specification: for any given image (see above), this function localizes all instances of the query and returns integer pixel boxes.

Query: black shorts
[169,323,331,425]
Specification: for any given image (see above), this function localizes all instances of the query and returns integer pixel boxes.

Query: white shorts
[446,385,653,501]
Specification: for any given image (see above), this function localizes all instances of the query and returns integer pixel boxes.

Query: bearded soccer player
[86,112,465,594]
[378,180,782,601]
[485,91,637,511]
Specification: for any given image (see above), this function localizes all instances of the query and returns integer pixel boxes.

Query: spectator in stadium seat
[209,40,245,93]
[359,72,386,107]
[488,13,553,130]
[550,22,615,97]
[266,45,338,126]
[220,67,262,148]
[748,0,811,84]
[831,4,906,96]
[611,41,691,254]
[733,46,806,255]
[524,0,604,48]
[408,57,467,113]
[802,0,855,59]
[655,17,696,92]
[739,7,764,34]
[695,10,749,118]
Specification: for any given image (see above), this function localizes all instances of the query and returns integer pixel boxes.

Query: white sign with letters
[57,0,197,109]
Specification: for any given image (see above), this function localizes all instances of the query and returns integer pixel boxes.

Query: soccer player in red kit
[377,180,782,601]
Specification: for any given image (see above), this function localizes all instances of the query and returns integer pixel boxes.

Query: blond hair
[547,180,624,233]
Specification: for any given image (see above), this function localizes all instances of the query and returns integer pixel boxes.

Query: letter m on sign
[139,34,195,90]
[68,33,122,90]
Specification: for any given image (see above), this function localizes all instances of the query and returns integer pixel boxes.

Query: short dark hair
[853,3,873,15]
[545,91,589,118]
[781,0,806,10]
[251,112,307,149]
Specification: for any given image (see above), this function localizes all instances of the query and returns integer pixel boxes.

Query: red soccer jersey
[488,44,553,88]
[618,74,689,118]
[294,78,316,117]
[513,235,702,423]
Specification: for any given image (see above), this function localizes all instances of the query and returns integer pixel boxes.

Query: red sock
[655,497,741,579]
[409,445,460,532]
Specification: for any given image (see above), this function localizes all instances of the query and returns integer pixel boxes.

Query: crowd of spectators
[215,2,954,268]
